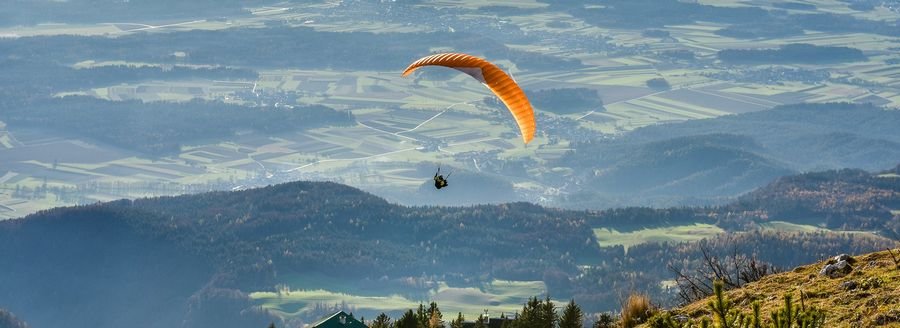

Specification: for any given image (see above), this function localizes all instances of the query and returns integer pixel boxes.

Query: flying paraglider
[402,53,536,144]
[433,165,449,190]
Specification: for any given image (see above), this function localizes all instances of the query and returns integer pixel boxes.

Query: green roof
[310,311,368,328]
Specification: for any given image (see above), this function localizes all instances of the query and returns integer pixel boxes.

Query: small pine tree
[541,296,558,328]
[451,312,465,328]
[398,309,418,328]
[559,299,583,328]
[707,280,751,328]
[418,304,429,328]
[769,294,826,328]
[372,313,392,328]
[474,315,486,328]
[646,280,827,328]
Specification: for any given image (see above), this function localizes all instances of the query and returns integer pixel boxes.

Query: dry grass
[622,293,655,328]
[649,249,900,327]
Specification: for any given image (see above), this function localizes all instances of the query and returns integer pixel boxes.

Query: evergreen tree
[514,296,557,328]
[417,303,429,328]
[372,313,392,328]
[559,299,583,328]
[540,296,557,328]
[451,312,465,328]
[474,315,487,328]
[398,309,418,328]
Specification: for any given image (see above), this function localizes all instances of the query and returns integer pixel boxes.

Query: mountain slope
[557,134,794,207]
[556,103,900,207]
[654,249,900,327]
[623,103,900,171]
[726,168,900,236]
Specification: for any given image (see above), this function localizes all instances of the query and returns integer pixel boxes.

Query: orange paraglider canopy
[402,53,535,144]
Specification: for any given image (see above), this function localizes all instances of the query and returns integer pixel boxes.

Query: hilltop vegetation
[642,250,900,327]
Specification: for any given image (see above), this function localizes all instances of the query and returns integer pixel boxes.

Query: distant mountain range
[556,103,900,208]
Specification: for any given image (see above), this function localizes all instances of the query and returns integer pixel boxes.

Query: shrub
[622,293,655,328]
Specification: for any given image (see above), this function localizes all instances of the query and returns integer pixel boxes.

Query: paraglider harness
[433,166,450,189]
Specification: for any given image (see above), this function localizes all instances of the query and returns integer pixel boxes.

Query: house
[461,317,515,328]
[310,311,368,328]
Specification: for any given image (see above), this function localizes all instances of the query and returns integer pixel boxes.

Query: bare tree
[668,242,777,304]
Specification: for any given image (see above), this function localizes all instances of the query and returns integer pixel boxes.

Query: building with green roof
[310,311,368,328]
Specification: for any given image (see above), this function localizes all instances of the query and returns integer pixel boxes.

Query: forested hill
[725,168,900,236]
[0,181,600,327]
[2,181,601,282]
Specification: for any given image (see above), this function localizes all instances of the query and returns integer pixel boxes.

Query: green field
[756,221,828,232]
[250,278,547,320]
[593,223,725,249]
[757,221,882,237]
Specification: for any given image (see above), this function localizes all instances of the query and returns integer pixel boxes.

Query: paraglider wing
[402,53,536,144]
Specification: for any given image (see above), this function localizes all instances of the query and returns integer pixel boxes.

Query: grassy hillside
[648,249,900,327]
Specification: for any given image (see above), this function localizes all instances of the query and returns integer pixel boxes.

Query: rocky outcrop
[819,254,855,278]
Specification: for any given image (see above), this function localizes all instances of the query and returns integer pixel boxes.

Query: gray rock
[819,260,853,278]
[840,280,858,290]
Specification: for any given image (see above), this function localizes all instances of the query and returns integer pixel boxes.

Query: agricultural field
[756,221,882,238]
[3,0,900,221]
[250,278,547,320]
[593,224,725,249]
